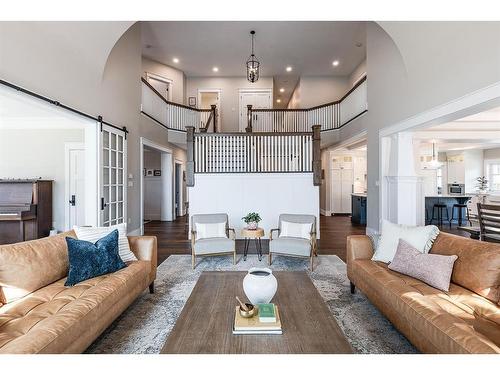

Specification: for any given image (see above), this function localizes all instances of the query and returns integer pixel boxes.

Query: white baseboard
[128,227,141,236]
[320,209,332,216]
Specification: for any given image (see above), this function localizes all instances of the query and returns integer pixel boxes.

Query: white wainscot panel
[188,173,320,239]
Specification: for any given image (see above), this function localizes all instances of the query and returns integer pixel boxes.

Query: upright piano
[0,180,53,245]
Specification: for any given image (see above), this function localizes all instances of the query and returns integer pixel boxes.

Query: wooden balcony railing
[247,75,367,133]
[141,77,216,132]
[186,125,321,186]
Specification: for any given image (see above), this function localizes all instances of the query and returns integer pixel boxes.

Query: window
[486,161,500,193]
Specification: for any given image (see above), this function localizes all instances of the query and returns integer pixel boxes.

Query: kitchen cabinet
[331,156,354,214]
[351,194,367,225]
[447,154,465,184]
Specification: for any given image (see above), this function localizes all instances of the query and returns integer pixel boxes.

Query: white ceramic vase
[247,221,258,230]
[243,267,278,305]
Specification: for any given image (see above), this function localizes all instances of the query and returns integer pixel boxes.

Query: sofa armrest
[128,236,157,285]
[347,235,374,264]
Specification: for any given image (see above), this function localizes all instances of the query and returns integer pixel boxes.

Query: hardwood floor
[144,215,474,265]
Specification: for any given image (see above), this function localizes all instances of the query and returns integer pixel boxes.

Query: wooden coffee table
[161,271,353,354]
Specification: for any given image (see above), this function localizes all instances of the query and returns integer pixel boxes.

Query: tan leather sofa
[0,230,157,354]
[347,232,500,353]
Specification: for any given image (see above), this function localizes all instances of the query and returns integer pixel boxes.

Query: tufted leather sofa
[347,232,500,353]
[0,230,157,354]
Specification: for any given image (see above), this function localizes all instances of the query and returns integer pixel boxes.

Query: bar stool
[449,203,471,227]
[431,204,449,227]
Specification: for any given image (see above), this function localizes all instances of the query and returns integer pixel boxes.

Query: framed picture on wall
[153,170,161,176]
[146,169,153,177]
[188,96,197,107]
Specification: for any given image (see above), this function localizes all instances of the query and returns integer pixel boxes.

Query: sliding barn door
[99,125,127,227]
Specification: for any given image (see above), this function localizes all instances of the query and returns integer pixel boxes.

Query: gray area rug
[86,254,417,354]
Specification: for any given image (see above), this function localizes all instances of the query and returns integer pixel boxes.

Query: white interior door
[66,145,86,229]
[239,90,272,131]
[341,169,353,213]
[100,125,127,227]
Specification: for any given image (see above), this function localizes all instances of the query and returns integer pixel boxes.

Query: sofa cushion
[0,231,76,304]
[193,237,234,255]
[372,220,439,263]
[65,230,126,286]
[0,260,149,354]
[270,237,311,257]
[350,258,500,353]
[388,239,457,291]
[430,232,500,304]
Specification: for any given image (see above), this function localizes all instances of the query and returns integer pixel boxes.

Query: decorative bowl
[239,303,257,318]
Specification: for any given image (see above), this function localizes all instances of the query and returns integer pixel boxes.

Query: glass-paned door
[100,125,127,227]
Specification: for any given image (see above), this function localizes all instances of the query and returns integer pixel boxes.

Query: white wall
[297,76,350,108]
[189,173,320,239]
[348,60,367,87]
[185,76,274,132]
[485,148,500,160]
[0,128,85,231]
[142,57,185,103]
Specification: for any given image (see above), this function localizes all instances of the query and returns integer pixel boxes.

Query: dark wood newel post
[246,104,253,132]
[312,125,321,186]
[211,105,217,133]
[186,126,195,187]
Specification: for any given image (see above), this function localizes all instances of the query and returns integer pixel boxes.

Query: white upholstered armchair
[269,214,317,270]
[191,213,236,269]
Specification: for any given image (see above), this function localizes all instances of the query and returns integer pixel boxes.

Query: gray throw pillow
[388,239,458,292]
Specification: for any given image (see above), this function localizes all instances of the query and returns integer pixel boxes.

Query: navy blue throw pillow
[65,229,126,286]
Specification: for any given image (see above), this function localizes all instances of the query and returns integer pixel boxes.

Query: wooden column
[312,125,321,186]
[186,126,195,187]
[246,105,253,132]
[211,105,217,133]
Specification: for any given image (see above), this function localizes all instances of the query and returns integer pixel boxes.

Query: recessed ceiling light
[279,88,285,93]
[276,99,281,103]
[286,66,292,72]
[212,67,219,72]
[332,60,339,67]
[172,57,179,64]
[355,42,363,48]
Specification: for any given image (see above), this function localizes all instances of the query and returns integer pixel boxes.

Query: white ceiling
[414,105,500,152]
[142,21,366,78]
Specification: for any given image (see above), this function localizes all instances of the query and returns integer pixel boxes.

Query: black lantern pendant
[246,30,260,83]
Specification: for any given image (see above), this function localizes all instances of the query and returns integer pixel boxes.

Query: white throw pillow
[73,223,138,262]
[279,221,312,240]
[195,222,226,240]
[372,220,439,263]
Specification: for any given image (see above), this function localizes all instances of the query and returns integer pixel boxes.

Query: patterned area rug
[86,254,417,354]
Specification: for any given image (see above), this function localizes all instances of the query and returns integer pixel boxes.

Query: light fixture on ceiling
[276,99,281,103]
[279,88,285,93]
[332,60,339,67]
[286,66,293,72]
[212,66,219,72]
[246,30,260,83]
[172,57,179,64]
[428,141,442,169]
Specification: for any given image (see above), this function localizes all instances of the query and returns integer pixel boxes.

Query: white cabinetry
[447,154,465,184]
[331,156,354,214]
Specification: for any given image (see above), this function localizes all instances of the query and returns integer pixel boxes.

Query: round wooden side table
[241,227,264,261]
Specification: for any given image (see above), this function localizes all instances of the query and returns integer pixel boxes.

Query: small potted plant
[476,176,489,194]
[242,212,262,230]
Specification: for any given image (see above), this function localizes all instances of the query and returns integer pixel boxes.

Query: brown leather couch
[347,232,500,353]
[0,230,157,354]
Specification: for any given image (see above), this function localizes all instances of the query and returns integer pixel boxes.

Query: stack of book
[233,303,282,335]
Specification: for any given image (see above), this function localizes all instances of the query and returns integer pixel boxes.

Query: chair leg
[350,282,356,294]
[233,251,236,265]
[310,255,314,271]
[192,253,195,269]
[268,252,272,266]
[149,282,155,294]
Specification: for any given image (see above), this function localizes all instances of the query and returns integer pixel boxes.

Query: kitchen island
[351,193,367,225]
[425,195,472,226]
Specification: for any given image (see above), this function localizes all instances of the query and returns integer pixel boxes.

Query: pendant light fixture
[429,141,442,169]
[246,30,260,83]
